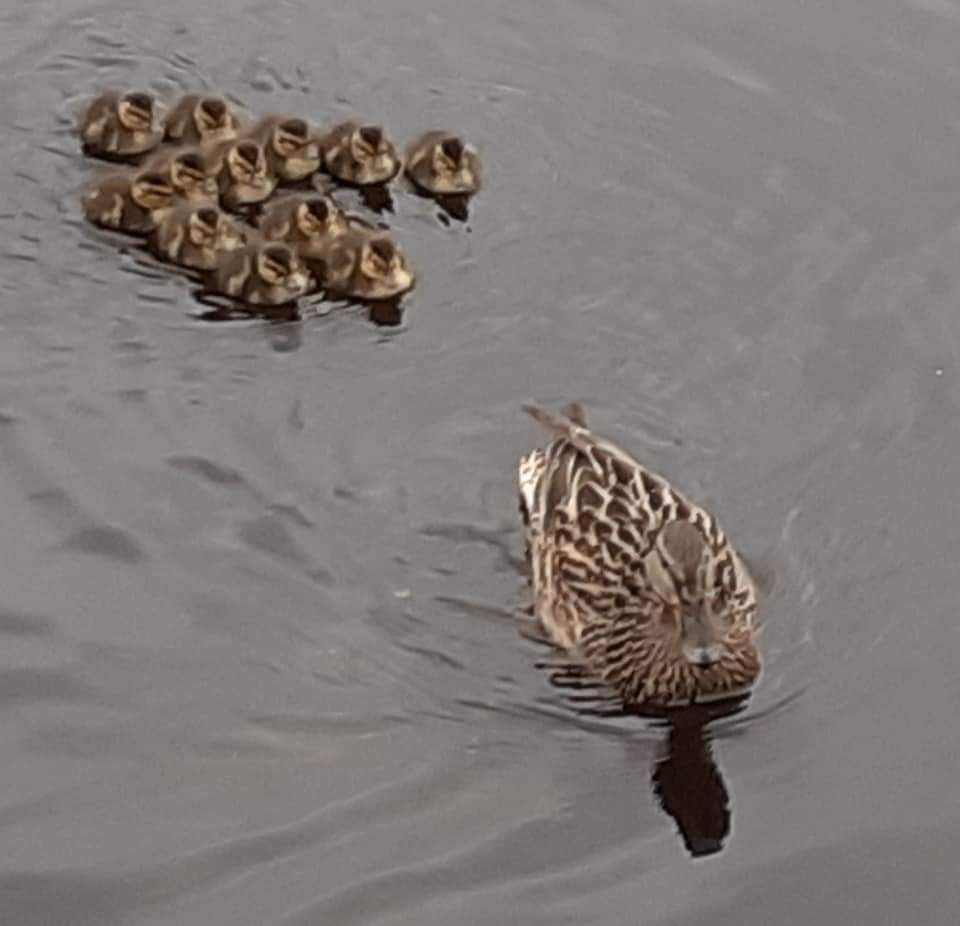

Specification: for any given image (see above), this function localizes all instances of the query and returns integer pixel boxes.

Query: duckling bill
[207,241,311,306]
[519,403,761,709]
[79,91,164,160]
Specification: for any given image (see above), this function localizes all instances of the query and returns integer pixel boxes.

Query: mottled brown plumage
[308,228,414,300]
[81,170,176,234]
[206,241,310,306]
[203,139,276,210]
[79,91,164,159]
[321,122,402,186]
[141,146,218,203]
[247,116,321,182]
[164,94,240,146]
[519,404,760,708]
[405,131,481,195]
[149,202,246,271]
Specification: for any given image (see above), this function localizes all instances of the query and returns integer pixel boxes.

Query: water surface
[1,0,959,923]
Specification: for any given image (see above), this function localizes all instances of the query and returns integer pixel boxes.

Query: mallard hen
[519,403,760,708]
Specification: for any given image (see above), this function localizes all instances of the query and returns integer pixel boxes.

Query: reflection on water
[651,706,741,858]
[545,653,741,859]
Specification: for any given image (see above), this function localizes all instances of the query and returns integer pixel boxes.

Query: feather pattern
[519,404,760,708]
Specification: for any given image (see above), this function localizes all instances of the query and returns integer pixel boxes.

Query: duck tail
[522,402,596,454]
[523,401,588,433]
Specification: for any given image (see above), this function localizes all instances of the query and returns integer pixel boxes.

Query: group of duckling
[78,90,482,310]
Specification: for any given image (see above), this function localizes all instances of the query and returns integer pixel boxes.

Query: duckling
[248,116,321,182]
[82,169,176,234]
[141,146,218,203]
[164,94,240,146]
[149,202,247,271]
[405,131,481,195]
[204,139,276,210]
[519,403,761,709]
[257,194,355,252]
[79,91,164,159]
[321,122,401,186]
[311,228,414,300]
[207,241,311,306]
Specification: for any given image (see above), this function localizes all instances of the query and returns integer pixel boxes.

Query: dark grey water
[1,0,959,922]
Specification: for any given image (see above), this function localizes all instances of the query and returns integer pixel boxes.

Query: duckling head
[224,141,273,206]
[196,97,234,138]
[429,135,479,194]
[271,118,321,179]
[186,206,221,248]
[257,244,310,295]
[171,150,218,200]
[349,125,399,184]
[653,520,729,669]
[130,172,176,212]
[118,92,158,132]
[358,235,414,299]
[296,196,347,240]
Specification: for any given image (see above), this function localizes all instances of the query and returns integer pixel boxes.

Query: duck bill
[680,607,725,668]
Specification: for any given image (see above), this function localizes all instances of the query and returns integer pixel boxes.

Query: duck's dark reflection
[544,660,745,859]
[650,703,743,858]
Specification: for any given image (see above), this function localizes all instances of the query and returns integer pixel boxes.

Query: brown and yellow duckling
[405,131,481,195]
[204,139,276,210]
[141,146,219,203]
[310,228,414,300]
[82,169,176,234]
[519,404,761,710]
[247,116,322,183]
[207,240,311,306]
[257,194,356,251]
[149,202,247,271]
[164,94,240,146]
[321,122,402,186]
[79,91,164,160]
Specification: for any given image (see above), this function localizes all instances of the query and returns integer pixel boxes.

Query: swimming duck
[79,91,164,159]
[207,240,311,306]
[519,403,761,709]
[321,122,402,186]
[405,131,481,195]
[248,116,322,182]
[310,228,414,300]
[164,94,240,146]
[204,139,276,210]
[141,146,219,203]
[81,169,176,234]
[149,202,247,271]
[257,194,355,251]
